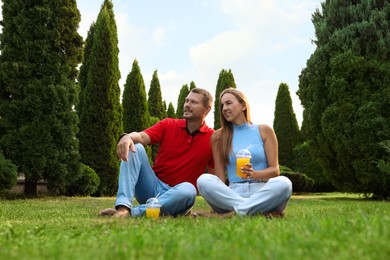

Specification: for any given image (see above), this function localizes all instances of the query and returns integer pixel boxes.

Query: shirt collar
[178,119,209,134]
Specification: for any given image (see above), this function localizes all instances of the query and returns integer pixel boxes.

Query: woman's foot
[263,210,285,218]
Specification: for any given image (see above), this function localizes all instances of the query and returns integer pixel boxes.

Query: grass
[0,193,389,260]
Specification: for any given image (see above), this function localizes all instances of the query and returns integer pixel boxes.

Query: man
[99,88,214,217]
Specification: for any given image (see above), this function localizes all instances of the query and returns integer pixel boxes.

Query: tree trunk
[24,177,38,196]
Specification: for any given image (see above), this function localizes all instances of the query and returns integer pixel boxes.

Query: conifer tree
[162,101,167,114]
[122,59,152,163]
[0,0,83,195]
[147,70,165,163]
[76,22,95,121]
[148,70,166,120]
[214,69,236,129]
[122,59,150,132]
[190,81,196,90]
[176,84,189,118]
[149,116,160,164]
[298,0,390,198]
[273,83,301,167]
[167,102,177,118]
[78,0,123,196]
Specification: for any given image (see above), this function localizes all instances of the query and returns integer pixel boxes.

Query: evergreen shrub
[0,153,17,191]
[66,164,100,196]
[280,166,314,193]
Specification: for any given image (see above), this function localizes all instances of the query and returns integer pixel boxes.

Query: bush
[375,140,390,199]
[280,166,314,193]
[0,153,17,191]
[66,163,100,196]
[292,142,335,192]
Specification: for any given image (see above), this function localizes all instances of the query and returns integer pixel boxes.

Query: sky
[1,0,323,128]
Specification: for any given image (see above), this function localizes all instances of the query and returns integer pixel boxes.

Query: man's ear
[205,105,212,115]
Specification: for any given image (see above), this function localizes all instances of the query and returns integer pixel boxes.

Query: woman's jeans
[115,143,196,217]
[197,174,292,216]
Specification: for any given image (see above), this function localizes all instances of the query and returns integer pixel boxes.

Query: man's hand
[116,134,135,162]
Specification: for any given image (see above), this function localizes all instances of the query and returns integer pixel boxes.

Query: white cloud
[190,29,257,73]
[152,27,165,44]
[270,35,308,54]
[185,0,318,126]
[159,70,179,81]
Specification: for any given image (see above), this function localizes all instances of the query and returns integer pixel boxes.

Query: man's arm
[117,132,151,162]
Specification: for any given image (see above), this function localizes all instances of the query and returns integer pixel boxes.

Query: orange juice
[236,157,250,178]
[146,207,160,219]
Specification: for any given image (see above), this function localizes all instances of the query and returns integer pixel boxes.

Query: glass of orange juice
[236,149,252,178]
[145,198,161,219]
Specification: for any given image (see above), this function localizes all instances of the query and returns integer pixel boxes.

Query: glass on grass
[145,197,161,219]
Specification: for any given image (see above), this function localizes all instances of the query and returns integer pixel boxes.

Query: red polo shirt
[144,118,214,188]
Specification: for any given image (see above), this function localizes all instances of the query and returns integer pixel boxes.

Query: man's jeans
[115,143,196,217]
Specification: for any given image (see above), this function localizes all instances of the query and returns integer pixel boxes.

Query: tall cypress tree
[298,0,390,198]
[77,22,95,121]
[162,100,167,112]
[122,59,152,164]
[147,70,165,164]
[148,70,166,120]
[273,83,301,167]
[0,0,83,195]
[78,0,123,196]
[189,81,196,90]
[122,59,150,133]
[167,102,176,118]
[214,69,236,129]
[176,84,189,119]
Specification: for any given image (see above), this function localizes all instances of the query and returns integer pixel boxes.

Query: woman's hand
[241,163,254,179]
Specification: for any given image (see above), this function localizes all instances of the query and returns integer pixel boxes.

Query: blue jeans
[197,174,292,216]
[115,143,197,217]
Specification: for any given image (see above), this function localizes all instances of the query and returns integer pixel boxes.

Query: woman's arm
[211,133,226,183]
[250,124,280,181]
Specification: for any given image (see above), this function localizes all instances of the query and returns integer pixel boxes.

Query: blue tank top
[226,122,268,183]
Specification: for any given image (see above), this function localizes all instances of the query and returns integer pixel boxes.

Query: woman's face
[220,93,246,124]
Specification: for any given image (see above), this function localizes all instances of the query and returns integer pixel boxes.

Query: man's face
[183,92,209,121]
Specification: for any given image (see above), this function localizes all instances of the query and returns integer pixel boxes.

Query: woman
[197,88,292,217]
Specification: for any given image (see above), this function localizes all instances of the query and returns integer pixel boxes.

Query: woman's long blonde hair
[212,88,252,166]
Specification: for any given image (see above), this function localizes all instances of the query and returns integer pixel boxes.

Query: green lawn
[0,193,389,260]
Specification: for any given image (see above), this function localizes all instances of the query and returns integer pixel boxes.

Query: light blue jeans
[115,143,197,217]
[197,174,292,216]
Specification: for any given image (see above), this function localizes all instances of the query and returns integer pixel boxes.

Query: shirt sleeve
[143,118,169,144]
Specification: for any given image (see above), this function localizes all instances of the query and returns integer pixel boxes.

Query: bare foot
[99,208,117,216]
[113,206,131,218]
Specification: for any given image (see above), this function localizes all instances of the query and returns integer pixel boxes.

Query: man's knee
[134,143,147,155]
[127,143,147,161]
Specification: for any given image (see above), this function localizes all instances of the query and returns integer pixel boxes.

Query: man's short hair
[190,88,213,108]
